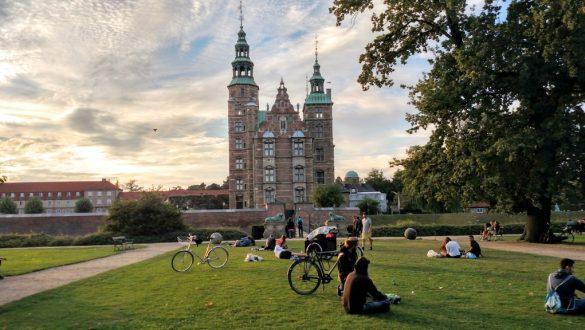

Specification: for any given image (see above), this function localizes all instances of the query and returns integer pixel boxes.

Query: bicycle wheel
[206,246,229,269]
[288,259,322,295]
[306,242,322,257]
[171,250,194,272]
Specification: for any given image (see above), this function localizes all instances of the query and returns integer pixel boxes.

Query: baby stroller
[304,226,338,260]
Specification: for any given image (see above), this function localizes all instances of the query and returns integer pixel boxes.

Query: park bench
[112,236,134,251]
[0,257,5,279]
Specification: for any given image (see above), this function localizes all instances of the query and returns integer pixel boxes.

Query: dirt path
[1,237,583,307]
[0,243,178,306]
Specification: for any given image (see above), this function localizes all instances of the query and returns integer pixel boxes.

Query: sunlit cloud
[0,0,432,187]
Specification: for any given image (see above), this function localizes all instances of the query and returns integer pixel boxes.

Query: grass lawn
[0,240,583,329]
[0,246,121,276]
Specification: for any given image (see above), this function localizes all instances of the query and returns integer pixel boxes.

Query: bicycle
[288,245,364,295]
[171,234,229,272]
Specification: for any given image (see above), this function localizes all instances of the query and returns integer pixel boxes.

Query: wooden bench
[112,236,134,251]
[0,257,6,279]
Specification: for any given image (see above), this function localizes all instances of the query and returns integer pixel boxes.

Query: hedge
[371,222,566,238]
[0,227,248,248]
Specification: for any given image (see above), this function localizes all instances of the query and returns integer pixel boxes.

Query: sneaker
[337,285,343,297]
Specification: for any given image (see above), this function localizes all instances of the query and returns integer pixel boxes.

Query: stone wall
[0,206,359,236]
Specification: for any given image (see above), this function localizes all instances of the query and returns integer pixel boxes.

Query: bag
[465,252,477,259]
[426,249,441,258]
[544,291,562,313]
[545,274,572,313]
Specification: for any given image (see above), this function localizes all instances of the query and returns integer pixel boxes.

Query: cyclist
[342,257,391,314]
[337,236,359,296]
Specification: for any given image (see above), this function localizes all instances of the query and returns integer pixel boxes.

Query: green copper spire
[306,37,331,104]
[228,2,257,87]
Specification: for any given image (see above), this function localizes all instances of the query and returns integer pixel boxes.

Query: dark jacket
[342,258,387,314]
[469,240,481,257]
[548,269,585,309]
[337,245,358,284]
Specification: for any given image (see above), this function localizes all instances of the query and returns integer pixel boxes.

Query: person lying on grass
[273,236,302,260]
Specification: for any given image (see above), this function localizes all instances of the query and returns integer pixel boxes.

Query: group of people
[285,216,304,238]
[350,212,373,251]
[481,219,501,241]
[437,235,482,259]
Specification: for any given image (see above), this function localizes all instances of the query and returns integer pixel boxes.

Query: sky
[0,0,488,189]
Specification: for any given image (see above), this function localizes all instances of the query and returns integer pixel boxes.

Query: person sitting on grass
[464,235,482,258]
[439,237,450,257]
[440,237,462,258]
[342,257,391,314]
[337,236,359,296]
[261,235,276,251]
[547,258,585,314]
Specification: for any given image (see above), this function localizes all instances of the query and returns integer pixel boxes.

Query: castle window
[264,167,275,183]
[240,87,245,96]
[315,124,324,138]
[235,158,244,170]
[235,138,244,150]
[315,147,324,161]
[264,141,274,156]
[265,188,275,204]
[235,121,244,132]
[294,166,305,182]
[316,108,323,119]
[315,170,325,184]
[293,141,304,156]
[280,117,287,131]
[295,188,305,203]
[236,179,244,191]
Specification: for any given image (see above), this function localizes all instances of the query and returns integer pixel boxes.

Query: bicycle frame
[183,235,214,263]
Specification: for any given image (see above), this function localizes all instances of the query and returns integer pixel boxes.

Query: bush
[371,222,545,237]
[75,198,93,213]
[105,192,185,235]
[24,197,45,214]
[0,196,18,214]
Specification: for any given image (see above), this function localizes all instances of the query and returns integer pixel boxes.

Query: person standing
[342,257,391,314]
[361,212,373,250]
[286,218,295,238]
[547,258,585,314]
[296,216,304,238]
[352,215,362,237]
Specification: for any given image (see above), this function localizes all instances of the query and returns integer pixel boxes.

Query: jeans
[362,299,390,314]
[562,298,585,315]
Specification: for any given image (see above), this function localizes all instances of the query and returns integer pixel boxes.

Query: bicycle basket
[209,232,223,244]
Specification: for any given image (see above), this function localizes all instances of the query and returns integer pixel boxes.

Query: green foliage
[24,197,44,214]
[105,192,185,235]
[0,196,18,214]
[74,197,93,213]
[356,197,380,214]
[168,194,228,210]
[310,184,344,207]
[332,1,585,242]
[122,179,143,192]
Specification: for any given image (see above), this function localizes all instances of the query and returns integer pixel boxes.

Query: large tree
[311,184,344,207]
[331,0,585,242]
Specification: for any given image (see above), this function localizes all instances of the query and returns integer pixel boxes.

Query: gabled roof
[340,184,378,193]
[0,180,120,193]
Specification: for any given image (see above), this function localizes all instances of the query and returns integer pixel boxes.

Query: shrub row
[0,227,248,248]
[371,222,566,237]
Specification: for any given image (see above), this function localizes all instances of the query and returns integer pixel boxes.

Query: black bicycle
[287,246,364,295]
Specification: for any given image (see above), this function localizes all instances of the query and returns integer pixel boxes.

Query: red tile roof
[0,180,120,193]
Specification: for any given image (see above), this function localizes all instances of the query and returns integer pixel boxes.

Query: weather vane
[239,0,243,27]
[315,35,319,62]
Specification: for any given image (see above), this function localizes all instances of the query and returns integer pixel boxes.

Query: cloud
[1,0,431,187]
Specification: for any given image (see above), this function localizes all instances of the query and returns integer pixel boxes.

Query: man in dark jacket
[342,257,390,314]
[467,235,482,258]
[548,258,585,314]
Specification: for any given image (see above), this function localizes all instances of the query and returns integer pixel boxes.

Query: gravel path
[1,237,583,307]
[0,243,178,306]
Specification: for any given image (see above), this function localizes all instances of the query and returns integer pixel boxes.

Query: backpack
[545,274,572,313]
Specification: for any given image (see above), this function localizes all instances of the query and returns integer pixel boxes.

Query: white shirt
[274,244,285,258]
[445,240,461,257]
[362,217,372,233]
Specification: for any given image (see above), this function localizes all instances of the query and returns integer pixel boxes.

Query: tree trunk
[523,197,552,243]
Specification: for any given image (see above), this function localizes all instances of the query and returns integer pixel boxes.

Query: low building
[341,183,388,214]
[466,201,491,213]
[0,179,120,214]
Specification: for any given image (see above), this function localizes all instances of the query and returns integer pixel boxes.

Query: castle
[227,21,335,209]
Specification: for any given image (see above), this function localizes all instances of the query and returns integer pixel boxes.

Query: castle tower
[302,40,335,186]
[227,15,259,209]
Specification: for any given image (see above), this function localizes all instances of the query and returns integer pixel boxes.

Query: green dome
[345,170,359,178]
